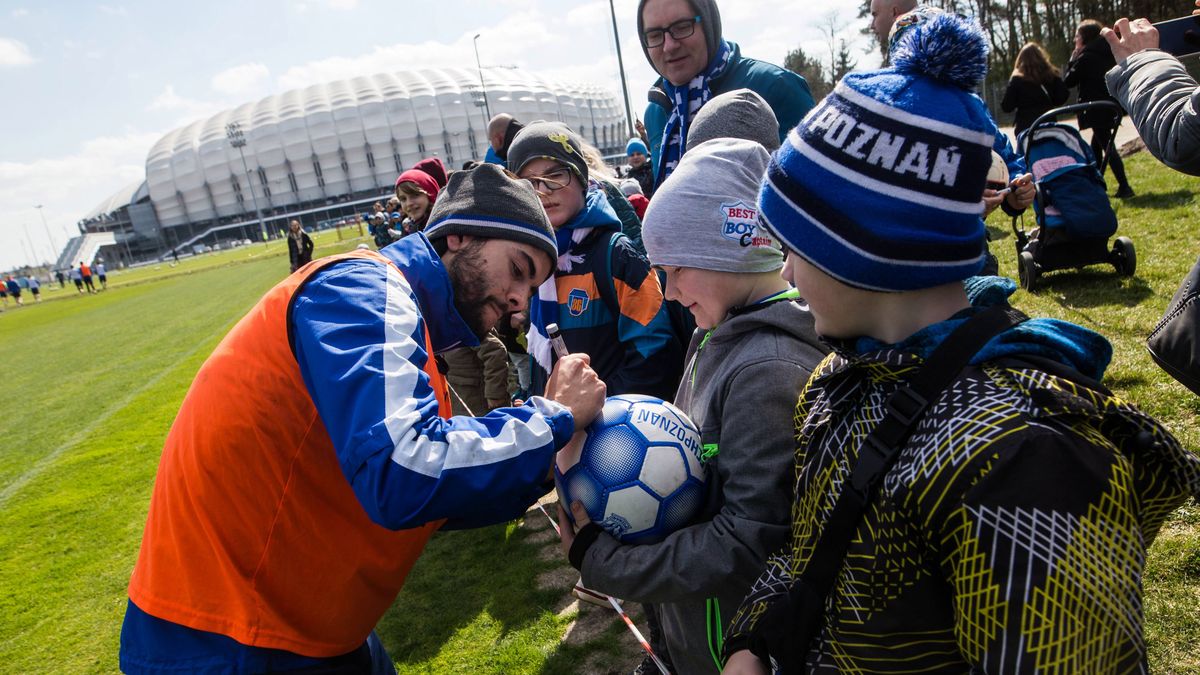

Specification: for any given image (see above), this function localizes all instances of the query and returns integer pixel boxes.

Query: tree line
[785,0,1198,121]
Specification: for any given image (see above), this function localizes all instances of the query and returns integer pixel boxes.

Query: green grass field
[1,153,1198,673]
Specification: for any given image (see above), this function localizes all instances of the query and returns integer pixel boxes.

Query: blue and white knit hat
[759,12,993,292]
[423,163,558,264]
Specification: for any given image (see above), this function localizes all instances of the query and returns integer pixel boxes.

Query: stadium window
[393,153,403,174]
[288,173,299,193]
[366,148,376,169]
[313,159,323,179]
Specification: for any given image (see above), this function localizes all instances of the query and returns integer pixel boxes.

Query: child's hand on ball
[557,501,591,556]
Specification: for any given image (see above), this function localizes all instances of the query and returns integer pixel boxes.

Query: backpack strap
[595,231,624,317]
[783,304,1028,648]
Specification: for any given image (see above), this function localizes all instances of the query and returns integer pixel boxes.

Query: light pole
[473,34,492,128]
[21,222,40,266]
[34,204,58,262]
[608,0,635,138]
[225,121,268,245]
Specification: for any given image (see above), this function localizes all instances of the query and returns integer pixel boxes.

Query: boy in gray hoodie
[557,138,827,674]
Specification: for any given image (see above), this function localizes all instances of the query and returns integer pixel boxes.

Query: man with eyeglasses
[637,0,815,187]
[508,121,684,406]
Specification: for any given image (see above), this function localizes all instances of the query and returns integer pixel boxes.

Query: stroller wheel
[1112,236,1137,277]
[1019,251,1040,291]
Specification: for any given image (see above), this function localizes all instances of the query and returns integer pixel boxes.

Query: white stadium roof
[141,66,627,228]
[80,179,147,222]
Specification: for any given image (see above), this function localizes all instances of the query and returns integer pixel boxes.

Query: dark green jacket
[643,42,814,185]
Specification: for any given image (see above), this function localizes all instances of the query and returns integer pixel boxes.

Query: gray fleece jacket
[571,296,827,674]
[1106,49,1200,176]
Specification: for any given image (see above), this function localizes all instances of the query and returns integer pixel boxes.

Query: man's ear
[444,234,477,252]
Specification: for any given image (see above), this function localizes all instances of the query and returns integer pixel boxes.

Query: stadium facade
[75,66,627,264]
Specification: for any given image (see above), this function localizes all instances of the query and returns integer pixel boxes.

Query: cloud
[0,130,163,270]
[98,4,129,16]
[0,38,34,67]
[147,84,229,127]
[327,0,358,9]
[211,62,271,97]
[277,12,592,90]
[12,8,30,17]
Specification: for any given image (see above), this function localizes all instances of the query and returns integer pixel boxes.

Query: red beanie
[411,157,448,188]
[395,169,440,202]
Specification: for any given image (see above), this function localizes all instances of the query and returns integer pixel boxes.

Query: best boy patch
[720,201,772,248]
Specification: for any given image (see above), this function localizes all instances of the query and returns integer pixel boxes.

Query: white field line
[0,319,235,511]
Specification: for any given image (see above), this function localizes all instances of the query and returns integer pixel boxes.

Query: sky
[0,0,875,272]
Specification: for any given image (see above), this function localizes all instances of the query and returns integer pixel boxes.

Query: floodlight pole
[225,122,268,246]
[21,222,39,266]
[34,204,58,261]
[473,34,492,128]
[609,0,635,138]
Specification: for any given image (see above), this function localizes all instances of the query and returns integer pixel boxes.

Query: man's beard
[446,239,501,340]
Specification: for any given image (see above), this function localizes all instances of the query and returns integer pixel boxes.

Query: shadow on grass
[1030,269,1154,308]
[537,614,633,675]
[379,521,562,666]
[986,222,1014,242]
[1120,189,1196,210]
[1103,372,1150,390]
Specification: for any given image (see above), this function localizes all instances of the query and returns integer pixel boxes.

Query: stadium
[67,67,627,267]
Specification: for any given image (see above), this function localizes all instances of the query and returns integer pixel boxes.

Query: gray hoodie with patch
[572,296,827,674]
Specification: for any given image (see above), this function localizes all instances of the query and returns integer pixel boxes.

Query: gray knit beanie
[637,0,722,76]
[687,89,780,152]
[423,163,558,264]
[642,138,782,274]
[506,121,589,187]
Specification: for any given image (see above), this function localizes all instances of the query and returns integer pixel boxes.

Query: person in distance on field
[1001,42,1070,137]
[1065,18,1136,198]
[119,164,606,674]
[80,261,97,294]
[69,264,83,293]
[286,219,314,273]
[558,138,828,675]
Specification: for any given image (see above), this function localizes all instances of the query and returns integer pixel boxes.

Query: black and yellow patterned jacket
[724,314,1200,673]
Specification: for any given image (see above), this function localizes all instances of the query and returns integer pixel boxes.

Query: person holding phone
[1065,19,1136,198]
[1104,10,1200,176]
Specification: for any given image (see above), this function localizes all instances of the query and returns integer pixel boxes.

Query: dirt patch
[525,527,558,545]
[536,566,577,592]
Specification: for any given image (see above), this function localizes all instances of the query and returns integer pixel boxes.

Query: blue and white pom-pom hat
[759,11,993,292]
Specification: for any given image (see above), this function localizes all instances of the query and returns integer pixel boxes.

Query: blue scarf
[657,40,732,184]
[527,186,622,391]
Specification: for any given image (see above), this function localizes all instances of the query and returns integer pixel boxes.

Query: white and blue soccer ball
[555,394,707,544]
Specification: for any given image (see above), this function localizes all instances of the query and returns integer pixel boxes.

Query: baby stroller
[1013,100,1135,291]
